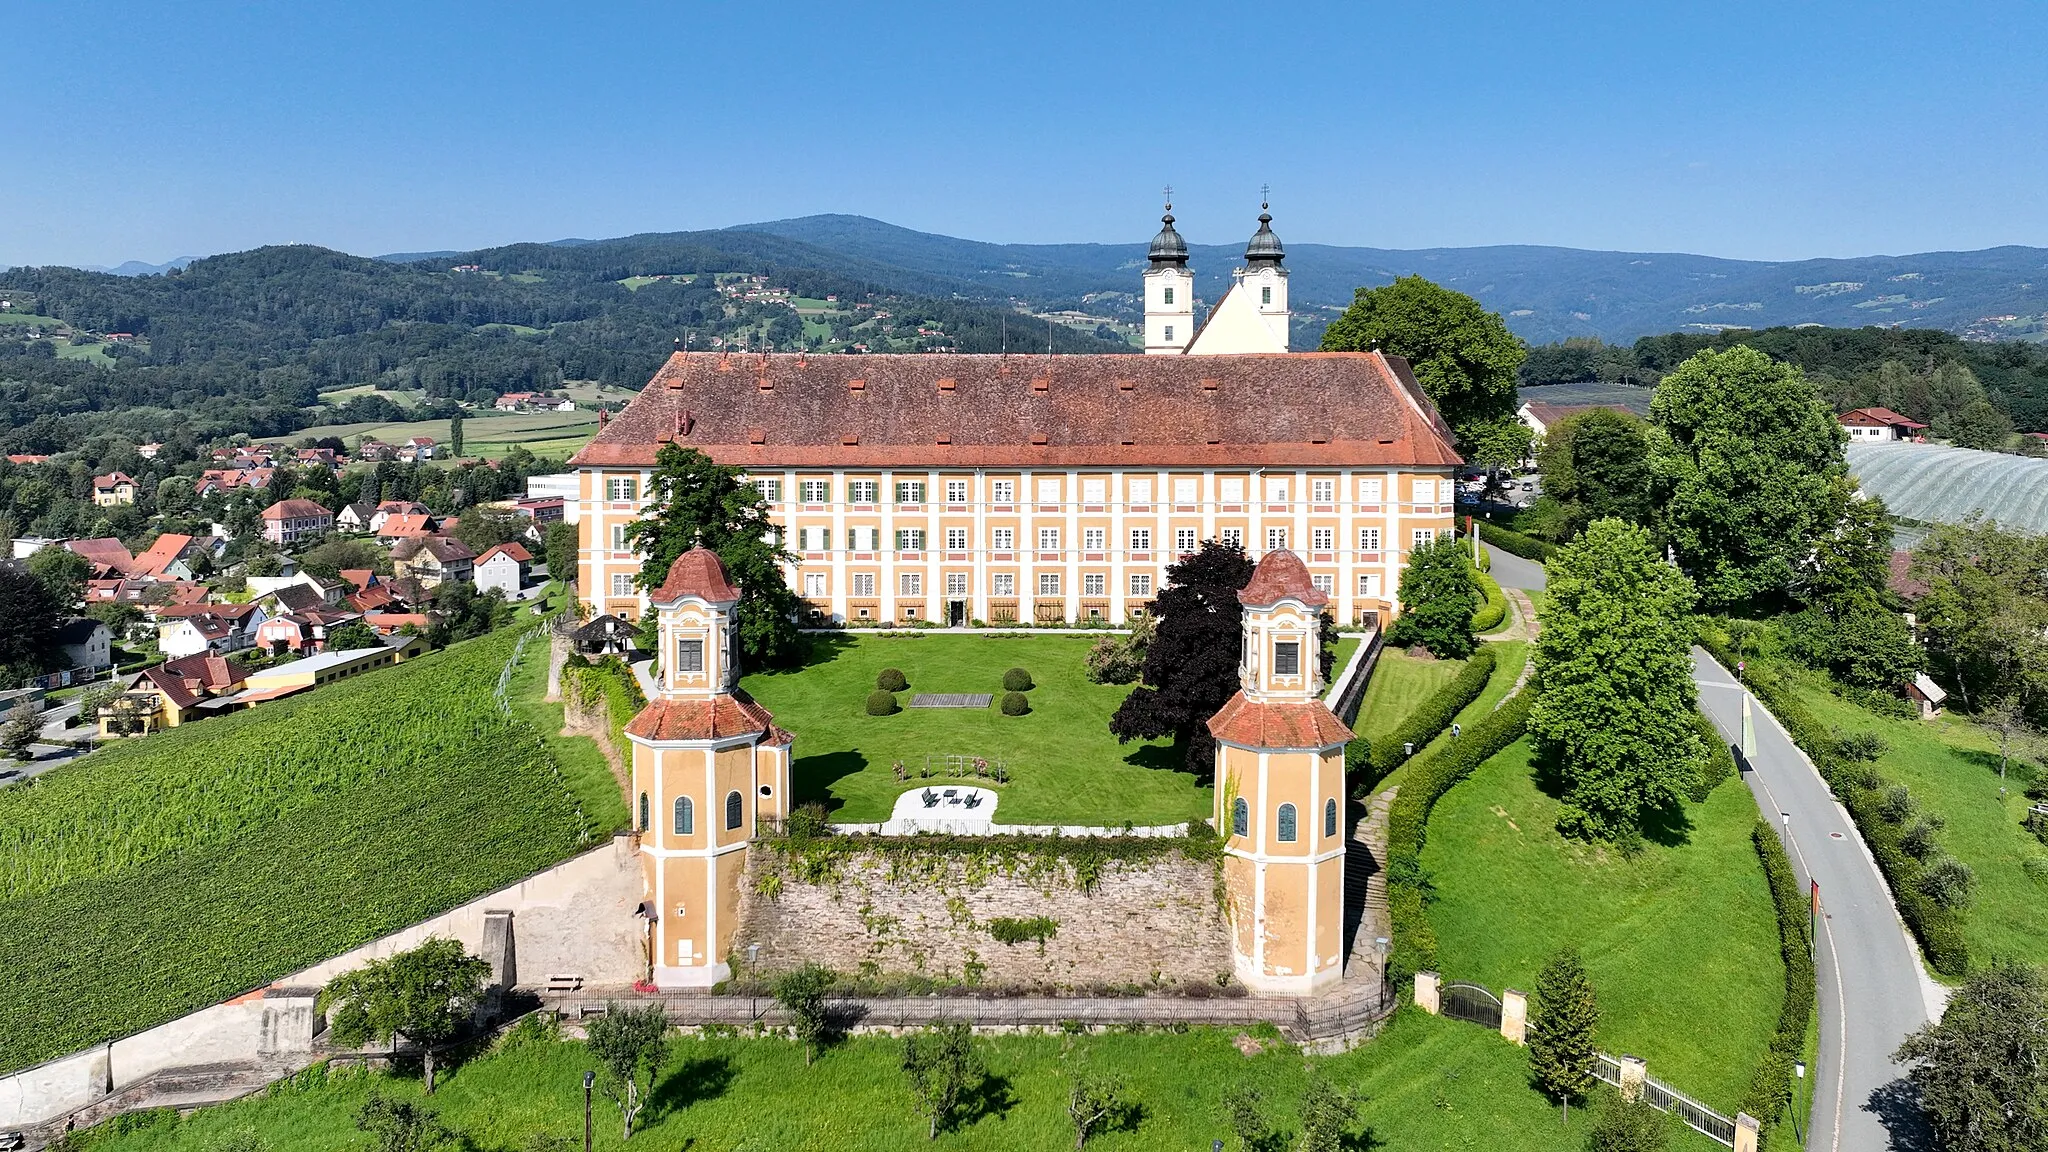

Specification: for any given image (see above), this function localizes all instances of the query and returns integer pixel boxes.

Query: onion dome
[1245,203,1285,269]
[1148,210,1189,267]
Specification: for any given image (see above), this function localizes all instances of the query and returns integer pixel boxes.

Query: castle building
[570,206,1461,628]
[622,546,791,988]
[1208,548,1353,994]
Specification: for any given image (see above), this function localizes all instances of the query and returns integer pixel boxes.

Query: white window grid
[1083,573,1106,596]
[1038,573,1061,596]
[1130,528,1151,552]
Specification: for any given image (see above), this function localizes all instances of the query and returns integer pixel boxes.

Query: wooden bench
[545,974,584,994]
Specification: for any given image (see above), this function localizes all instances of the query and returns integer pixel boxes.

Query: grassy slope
[739,634,1206,826]
[502,625,632,838]
[74,1012,1722,1152]
[1367,640,1529,797]
[1422,737,1782,1111]
[289,411,600,456]
[1792,683,2048,967]
[1354,650,1465,743]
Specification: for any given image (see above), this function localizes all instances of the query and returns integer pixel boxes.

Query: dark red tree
[1109,540,1255,776]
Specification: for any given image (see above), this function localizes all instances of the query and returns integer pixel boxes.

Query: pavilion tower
[1207,549,1352,994]
[624,546,791,989]
[1143,195,1195,354]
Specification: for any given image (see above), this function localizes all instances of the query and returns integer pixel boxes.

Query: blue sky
[4,1,2045,267]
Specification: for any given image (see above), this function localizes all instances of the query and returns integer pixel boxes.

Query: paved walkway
[1484,543,1936,1151]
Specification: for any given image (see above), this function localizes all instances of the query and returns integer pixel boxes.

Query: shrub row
[1383,685,1536,986]
[1692,709,1737,801]
[1476,520,1557,563]
[1348,645,1498,785]
[1696,632,1969,976]
[1741,820,1818,1134]
[1471,570,1507,632]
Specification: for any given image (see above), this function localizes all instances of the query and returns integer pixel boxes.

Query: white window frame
[993,573,1015,596]
[1083,573,1106,596]
[1312,527,1334,552]
[945,479,969,504]
[1173,477,1198,503]
[945,527,968,551]
[991,479,1015,503]
[899,572,922,596]
[851,572,876,597]
[848,480,878,504]
[1038,572,1061,596]
[1359,527,1381,553]
[803,572,827,597]
[896,528,926,552]
[1412,528,1436,547]
[1037,478,1061,504]
[1038,527,1060,551]
[1312,478,1334,503]
[1220,477,1245,502]
[800,479,830,503]
[1129,478,1153,503]
[945,572,968,597]
[1359,478,1383,502]
[992,527,1014,551]
[1130,528,1151,552]
[1083,527,1106,551]
[606,476,636,502]
[1266,527,1288,551]
[1221,527,1244,547]
[1175,528,1197,555]
[610,573,633,597]
[1130,573,1153,596]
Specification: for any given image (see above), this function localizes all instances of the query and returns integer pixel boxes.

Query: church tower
[624,546,791,989]
[1143,197,1194,354]
[1240,199,1290,351]
[1207,549,1352,994]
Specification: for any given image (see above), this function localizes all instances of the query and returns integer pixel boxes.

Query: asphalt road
[1482,543,1935,1151]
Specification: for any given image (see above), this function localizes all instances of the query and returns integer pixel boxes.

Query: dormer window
[1274,642,1300,677]
[676,638,704,673]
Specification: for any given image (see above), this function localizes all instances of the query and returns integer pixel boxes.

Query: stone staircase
[1341,785,1398,983]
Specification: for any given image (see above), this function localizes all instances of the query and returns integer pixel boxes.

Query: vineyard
[0,628,605,1074]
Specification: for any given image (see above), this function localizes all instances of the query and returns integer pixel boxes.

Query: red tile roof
[1238,549,1327,608]
[364,611,431,633]
[651,546,742,604]
[570,350,1462,470]
[338,569,377,591]
[1840,407,1928,429]
[1887,550,1929,601]
[262,498,333,520]
[1206,692,1354,749]
[67,537,136,574]
[624,693,777,742]
[478,542,532,565]
[377,514,435,538]
[93,471,137,489]
[131,533,196,578]
[393,536,474,564]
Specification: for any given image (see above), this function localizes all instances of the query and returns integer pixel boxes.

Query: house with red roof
[392,535,475,587]
[1840,407,1928,443]
[260,498,334,545]
[92,472,140,507]
[475,541,532,596]
[65,537,136,577]
[108,653,252,732]
[130,533,225,581]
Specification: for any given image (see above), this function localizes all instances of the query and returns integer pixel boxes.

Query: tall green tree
[1319,275,1528,465]
[1386,534,1479,659]
[1528,948,1601,1123]
[0,567,64,686]
[27,545,91,607]
[1108,540,1255,775]
[1531,518,1703,841]
[901,1019,982,1140]
[624,444,802,668]
[1534,408,1654,540]
[586,1002,671,1140]
[448,409,466,458]
[1895,960,2048,1152]
[1648,346,1847,611]
[543,520,580,594]
[317,938,491,1094]
[1911,519,2048,717]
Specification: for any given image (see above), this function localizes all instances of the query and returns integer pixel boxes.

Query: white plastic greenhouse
[1846,442,2048,535]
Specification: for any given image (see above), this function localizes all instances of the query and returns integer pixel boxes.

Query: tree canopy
[317,938,491,1095]
[1108,540,1255,776]
[1386,534,1478,659]
[1531,408,1654,540]
[1319,275,1528,465]
[1530,518,1703,841]
[1648,345,1849,611]
[1896,960,2048,1152]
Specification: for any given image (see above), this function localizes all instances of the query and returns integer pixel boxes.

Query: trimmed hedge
[865,689,900,716]
[1002,667,1034,692]
[1697,631,1969,977]
[1000,691,1031,716]
[1477,520,1557,563]
[1471,571,1507,633]
[1383,684,1536,985]
[1742,820,1817,1136]
[876,667,908,692]
[1348,645,1498,786]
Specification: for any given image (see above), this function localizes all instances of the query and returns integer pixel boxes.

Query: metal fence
[1589,1052,1737,1146]
[1440,982,1503,1030]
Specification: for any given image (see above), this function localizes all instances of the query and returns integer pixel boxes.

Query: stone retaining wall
[733,848,1231,991]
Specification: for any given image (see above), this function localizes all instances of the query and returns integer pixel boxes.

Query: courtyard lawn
[740,634,1207,827]
[1421,736,1782,1113]
[72,1010,1724,1152]
[1791,682,2048,968]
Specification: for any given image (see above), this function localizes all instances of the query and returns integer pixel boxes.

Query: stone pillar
[1617,1056,1647,1103]
[1733,1112,1760,1152]
[1500,987,1527,1045]
[1414,971,1440,1015]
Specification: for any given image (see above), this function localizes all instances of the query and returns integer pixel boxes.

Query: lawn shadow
[791,750,869,814]
[1953,746,2040,789]
[754,632,858,679]
[956,1070,1018,1128]
[1526,742,1695,848]
[1124,735,1207,786]
[647,1053,735,1121]
[1339,1128,1386,1152]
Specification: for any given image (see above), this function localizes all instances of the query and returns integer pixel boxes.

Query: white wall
[0,1047,107,1131]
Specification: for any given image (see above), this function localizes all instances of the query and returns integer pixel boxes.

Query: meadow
[69,1011,1726,1152]
[290,409,601,460]
[0,628,611,1074]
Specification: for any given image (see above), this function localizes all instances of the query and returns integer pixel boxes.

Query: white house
[54,618,113,674]
[474,542,532,597]
[156,604,265,659]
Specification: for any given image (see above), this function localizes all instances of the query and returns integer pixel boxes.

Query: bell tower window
[1164,325,1174,342]
[676,638,704,673]
[1163,287,1174,305]
[1262,285,1272,305]
[1274,642,1300,677]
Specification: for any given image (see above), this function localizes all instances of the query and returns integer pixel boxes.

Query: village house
[260,498,335,545]
[54,617,114,674]
[399,436,438,462]
[376,513,438,544]
[65,537,136,577]
[392,535,475,587]
[363,610,431,636]
[571,208,1458,628]
[244,570,344,606]
[473,542,531,596]
[129,533,225,581]
[1839,407,1928,442]
[369,500,433,533]
[92,471,140,506]
[196,467,275,495]
[355,438,396,462]
[105,654,251,733]
[155,602,265,658]
[253,605,364,654]
[512,496,566,525]
[334,502,376,534]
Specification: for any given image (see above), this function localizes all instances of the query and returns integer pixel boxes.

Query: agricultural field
[558,378,640,407]
[289,410,601,460]
[71,1010,1725,1152]
[54,340,116,365]
[0,310,67,328]
[1420,735,1782,1113]
[740,634,1203,827]
[0,628,613,1075]
[313,382,427,406]
[1791,681,2048,967]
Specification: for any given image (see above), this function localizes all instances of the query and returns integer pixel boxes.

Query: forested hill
[733,215,2048,346]
[0,233,1127,452]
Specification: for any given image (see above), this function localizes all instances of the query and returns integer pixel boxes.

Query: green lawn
[72,1010,1723,1152]
[289,410,601,459]
[1791,682,2048,968]
[55,340,115,365]
[503,622,632,837]
[1364,640,1529,797]
[740,634,1206,826]
[1355,649,1465,743]
[1421,736,1782,1112]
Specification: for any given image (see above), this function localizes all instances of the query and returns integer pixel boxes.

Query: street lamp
[583,1070,595,1152]
[1791,1060,1807,1144]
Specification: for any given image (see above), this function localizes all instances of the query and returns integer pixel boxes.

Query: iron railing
[1440,982,1503,1030]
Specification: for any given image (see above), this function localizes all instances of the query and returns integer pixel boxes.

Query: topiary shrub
[865,689,900,716]
[876,667,908,692]
[1002,667,1033,692]
[1000,691,1030,716]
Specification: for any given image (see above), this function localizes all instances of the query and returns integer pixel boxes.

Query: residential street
[1483,542,1936,1151]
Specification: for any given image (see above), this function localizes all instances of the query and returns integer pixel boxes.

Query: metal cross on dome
[1163,184,1173,212]
[1261,183,1270,209]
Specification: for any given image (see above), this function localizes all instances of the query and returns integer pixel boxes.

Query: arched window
[1231,797,1249,838]
[1277,803,1298,843]
[638,792,649,831]
[1325,797,1338,838]
[673,795,694,836]
[725,790,744,830]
